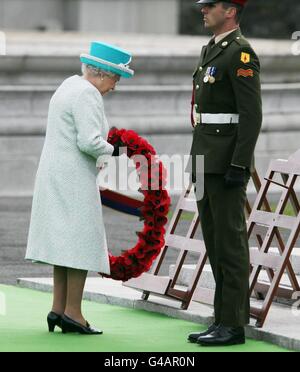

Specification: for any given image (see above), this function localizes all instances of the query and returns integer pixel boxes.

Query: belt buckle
[195,113,201,126]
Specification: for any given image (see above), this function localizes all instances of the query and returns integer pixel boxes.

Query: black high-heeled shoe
[47,311,62,332]
[61,314,103,335]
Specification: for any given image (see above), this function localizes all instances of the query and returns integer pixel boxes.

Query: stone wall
[0,0,66,31]
[0,0,180,34]
[1,0,298,38]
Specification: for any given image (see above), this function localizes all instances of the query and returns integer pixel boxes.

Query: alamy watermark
[0,31,6,55]
[292,291,300,317]
[291,31,300,56]
[0,291,6,316]
[96,150,205,201]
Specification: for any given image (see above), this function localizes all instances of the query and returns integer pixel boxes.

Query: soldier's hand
[224,165,249,188]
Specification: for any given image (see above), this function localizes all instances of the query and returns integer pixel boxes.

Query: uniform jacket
[190,28,262,174]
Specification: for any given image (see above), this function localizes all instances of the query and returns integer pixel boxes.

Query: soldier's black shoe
[197,325,245,346]
[188,323,219,343]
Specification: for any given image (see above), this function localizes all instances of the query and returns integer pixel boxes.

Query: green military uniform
[190,28,262,327]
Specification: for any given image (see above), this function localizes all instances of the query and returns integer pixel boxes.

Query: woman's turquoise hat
[80,41,134,79]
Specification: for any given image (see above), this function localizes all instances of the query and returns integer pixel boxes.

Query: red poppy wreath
[100,127,171,282]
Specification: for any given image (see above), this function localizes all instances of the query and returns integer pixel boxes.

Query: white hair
[81,63,118,79]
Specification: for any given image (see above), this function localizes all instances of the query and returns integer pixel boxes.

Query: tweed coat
[25,75,114,273]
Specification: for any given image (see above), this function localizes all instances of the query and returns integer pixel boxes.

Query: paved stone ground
[0,195,199,284]
[1,192,299,285]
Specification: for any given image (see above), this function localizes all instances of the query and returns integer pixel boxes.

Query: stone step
[0,83,300,135]
[0,85,189,134]
[0,81,300,196]
[1,32,299,85]
[1,55,299,86]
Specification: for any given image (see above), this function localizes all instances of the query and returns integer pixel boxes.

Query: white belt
[195,113,239,124]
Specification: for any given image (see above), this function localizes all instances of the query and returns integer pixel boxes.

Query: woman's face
[97,73,121,96]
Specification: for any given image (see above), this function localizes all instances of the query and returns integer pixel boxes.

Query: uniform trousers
[196,173,250,327]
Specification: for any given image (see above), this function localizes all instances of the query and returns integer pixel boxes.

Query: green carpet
[0,285,290,352]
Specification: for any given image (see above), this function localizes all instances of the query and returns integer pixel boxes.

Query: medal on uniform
[208,76,215,84]
[203,66,217,84]
[208,67,217,84]
[203,67,211,83]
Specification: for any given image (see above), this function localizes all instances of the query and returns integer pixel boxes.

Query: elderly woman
[25,42,134,335]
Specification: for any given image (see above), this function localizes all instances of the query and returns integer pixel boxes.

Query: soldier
[187,0,262,346]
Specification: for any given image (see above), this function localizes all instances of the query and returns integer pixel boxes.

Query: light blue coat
[26,75,114,273]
